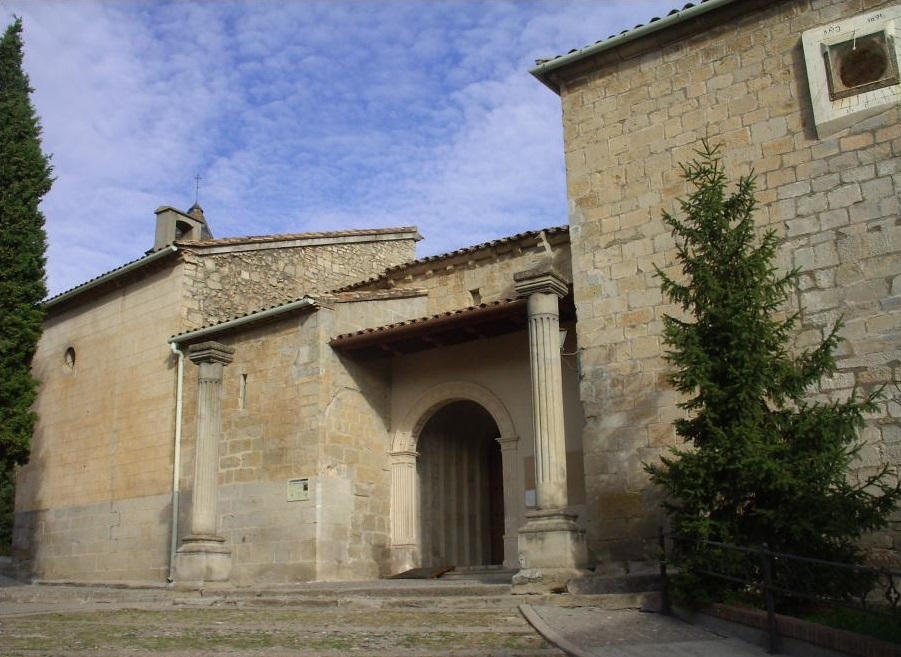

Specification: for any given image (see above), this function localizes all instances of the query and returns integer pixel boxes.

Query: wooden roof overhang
[329,295,575,360]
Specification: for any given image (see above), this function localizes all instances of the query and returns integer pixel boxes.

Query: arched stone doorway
[390,382,520,573]
[417,401,504,567]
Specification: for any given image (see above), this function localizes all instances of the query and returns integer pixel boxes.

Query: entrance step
[439,566,518,584]
[202,579,514,606]
[184,579,661,612]
[2,576,663,614]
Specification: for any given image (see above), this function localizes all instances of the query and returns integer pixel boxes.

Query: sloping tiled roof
[531,0,740,92]
[330,298,530,359]
[180,226,420,249]
[332,298,524,343]
[170,295,317,344]
[334,225,569,293]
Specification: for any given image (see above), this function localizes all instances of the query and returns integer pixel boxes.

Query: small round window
[64,347,76,370]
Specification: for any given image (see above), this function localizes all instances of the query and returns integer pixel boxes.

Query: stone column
[512,267,587,591]
[496,435,521,569]
[389,449,420,573]
[175,341,235,583]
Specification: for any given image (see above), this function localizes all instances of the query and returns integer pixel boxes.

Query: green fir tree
[646,141,900,603]
[0,17,52,550]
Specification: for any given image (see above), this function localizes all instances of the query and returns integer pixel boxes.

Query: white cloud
[3,0,675,295]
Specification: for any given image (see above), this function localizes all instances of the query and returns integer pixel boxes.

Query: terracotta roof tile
[331,298,525,343]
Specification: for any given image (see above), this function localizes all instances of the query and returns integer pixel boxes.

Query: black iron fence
[658,528,901,654]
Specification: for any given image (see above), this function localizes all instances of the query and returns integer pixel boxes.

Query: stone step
[440,568,518,584]
[200,589,659,612]
[208,580,514,599]
[0,581,173,604]
[1,577,662,614]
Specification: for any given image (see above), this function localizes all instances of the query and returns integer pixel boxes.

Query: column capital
[389,449,419,462]
[187,341,235,366]
[514,267,570,299]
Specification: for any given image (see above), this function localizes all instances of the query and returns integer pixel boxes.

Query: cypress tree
[0,17,51,478]
[646,141,900,603]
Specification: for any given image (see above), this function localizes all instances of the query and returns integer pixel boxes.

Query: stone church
[13,0,900,586]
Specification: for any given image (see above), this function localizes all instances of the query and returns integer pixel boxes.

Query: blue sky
[2,1,676,296]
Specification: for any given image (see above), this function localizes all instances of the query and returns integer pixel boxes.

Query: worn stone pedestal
[513,509,589,592]
[174,535,232,582]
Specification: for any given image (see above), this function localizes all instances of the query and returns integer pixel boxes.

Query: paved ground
[0,578,771,657]
[524,605,771,657]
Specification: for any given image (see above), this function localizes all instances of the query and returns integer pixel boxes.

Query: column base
[174,535,232,582]
[390,543,418,575]
[512,509,589,593]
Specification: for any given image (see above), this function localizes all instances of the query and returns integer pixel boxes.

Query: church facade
[13,0,900,585]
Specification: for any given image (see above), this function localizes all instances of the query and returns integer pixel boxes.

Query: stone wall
[176,299,400,583]
[181,233,419,327]
[351,230,572,314]
[329,292,430,337]
[556,0,900,564]
[319,387,392,579]
[16,264,184,581]
[321,294,434,578]
[176,313,324,584]
[13,494,173,582]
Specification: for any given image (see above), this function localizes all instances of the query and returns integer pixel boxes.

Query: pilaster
[389,449,420,573]
[496,435,522,569]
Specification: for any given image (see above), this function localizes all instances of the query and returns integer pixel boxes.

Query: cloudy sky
[2,0,675,296]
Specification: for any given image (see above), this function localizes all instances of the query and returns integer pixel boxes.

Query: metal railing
[658,528,901,654]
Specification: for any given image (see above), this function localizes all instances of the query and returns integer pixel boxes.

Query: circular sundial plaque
[839,36,889,88]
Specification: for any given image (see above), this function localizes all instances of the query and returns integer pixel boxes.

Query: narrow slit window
[239,373,248,410]
[64,347,76,371]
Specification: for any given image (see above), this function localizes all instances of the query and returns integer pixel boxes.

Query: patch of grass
[802,608,901,645]
[395,629,547,650]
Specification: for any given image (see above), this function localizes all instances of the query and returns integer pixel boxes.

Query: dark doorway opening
[417,400,504,567]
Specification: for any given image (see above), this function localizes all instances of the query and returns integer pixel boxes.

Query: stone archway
[389,382,520,573]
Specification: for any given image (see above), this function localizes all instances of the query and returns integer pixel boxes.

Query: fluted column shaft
[390,450,419,546]
[186,341,234,539]
[527,292,568,509]
[514,268,570,511]
[389,449,420,572]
